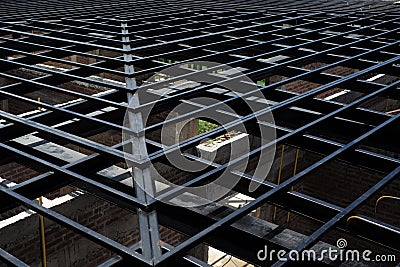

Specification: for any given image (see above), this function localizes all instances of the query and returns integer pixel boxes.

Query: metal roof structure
[0,1,399,266]
[1,0,400,21]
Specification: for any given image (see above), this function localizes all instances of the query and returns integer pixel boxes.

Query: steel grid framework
[0,3,399,267]
[1,0,400,21]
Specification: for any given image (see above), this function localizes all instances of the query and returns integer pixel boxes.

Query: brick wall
[296,151,400,228]
[252,144,399,255]
[0,162,39,185]
[267,149,400,258]
[0,193,140,267]
[0,162,39,219]
[280,62,357,98]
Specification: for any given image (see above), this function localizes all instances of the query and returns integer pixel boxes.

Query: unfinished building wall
[0,193,140,267]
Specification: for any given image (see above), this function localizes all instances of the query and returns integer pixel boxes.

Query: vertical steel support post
[121,21,162,262]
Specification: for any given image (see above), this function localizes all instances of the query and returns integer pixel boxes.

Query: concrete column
[1,99,8,112]
[161,111,198,146]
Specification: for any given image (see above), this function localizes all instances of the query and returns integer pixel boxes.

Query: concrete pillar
[0,99,8,112]
[161,111,198,146]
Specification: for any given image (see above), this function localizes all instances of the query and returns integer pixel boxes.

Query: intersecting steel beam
[0,186,151,266]
[153,83,400,265]
[272,164,400,266]
[0,8,399,267]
